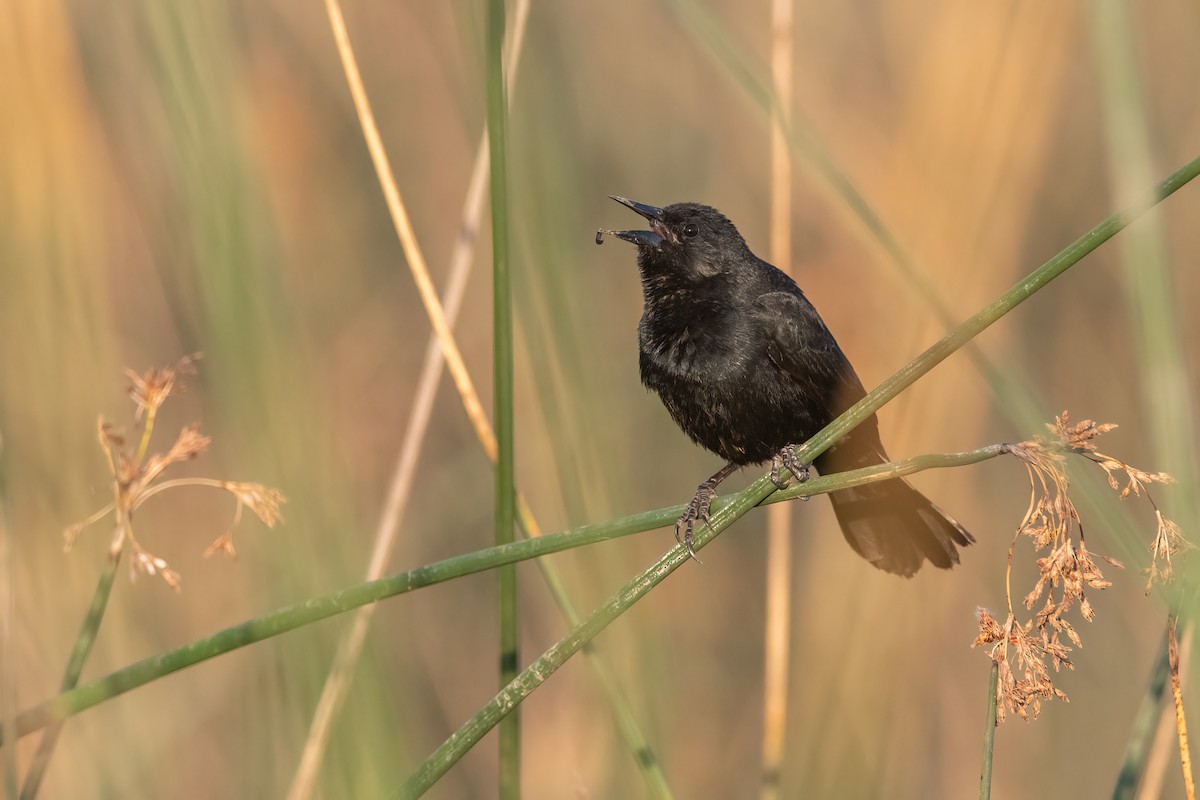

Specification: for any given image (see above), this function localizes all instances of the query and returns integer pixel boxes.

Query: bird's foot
[675,481,721,562]
[769,444,811,492]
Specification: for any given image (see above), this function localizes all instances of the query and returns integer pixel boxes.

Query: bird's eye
[682,223,699,238]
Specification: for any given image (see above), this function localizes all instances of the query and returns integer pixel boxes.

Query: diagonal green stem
[19,544,122,798]
[393,153,1200,797]
[4,447,1001,746]
[526,554,675,798]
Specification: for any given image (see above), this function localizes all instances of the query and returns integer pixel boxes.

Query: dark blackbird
[601,196,973,576]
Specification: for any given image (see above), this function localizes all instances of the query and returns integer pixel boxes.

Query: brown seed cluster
[63,355,286,590]
[975,412,1186,723]
[973,608,1069,723]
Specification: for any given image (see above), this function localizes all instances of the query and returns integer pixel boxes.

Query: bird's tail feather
[826,479,974,577]
[815,432,973,577]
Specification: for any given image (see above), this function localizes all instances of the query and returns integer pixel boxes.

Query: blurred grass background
[3,0,1200,797]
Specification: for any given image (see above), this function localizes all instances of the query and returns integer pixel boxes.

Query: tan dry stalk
[1141,622,1195,800]
[320,0,495,461]
[761,0,794,794]
[1170,615,1196,800]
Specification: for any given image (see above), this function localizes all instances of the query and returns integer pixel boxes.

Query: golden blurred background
[3,0,1200,797]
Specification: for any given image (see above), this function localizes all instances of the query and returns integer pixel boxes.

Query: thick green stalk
[4,447,1000,746]
[980,659,999,800]
[394,155,1200,796]
[485,0,518,795]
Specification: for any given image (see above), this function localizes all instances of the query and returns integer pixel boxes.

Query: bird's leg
[769,444,811,490]
[675,461,740,561]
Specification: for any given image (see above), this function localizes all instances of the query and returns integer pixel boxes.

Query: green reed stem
[18,545,122,799]
[485,0,518,795]
[980,658,999,800]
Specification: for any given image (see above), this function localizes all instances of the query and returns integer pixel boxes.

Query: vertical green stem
[979,658,999,800]
[485,0,518,796]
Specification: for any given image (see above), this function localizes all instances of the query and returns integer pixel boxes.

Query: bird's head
[601,196,750,280]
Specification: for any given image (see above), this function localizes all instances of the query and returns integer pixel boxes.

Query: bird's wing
[751,291,868,419]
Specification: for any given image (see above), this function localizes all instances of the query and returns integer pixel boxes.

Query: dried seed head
[203,531,238,560]
[125,353,200,420]
[139,424,212,486]
[980,411,1185,726]
[1048,411,1117,452]
[65,356,284,591]
[168,424,210,462]
[1147,510,1191,592]
[225,482,286,528]
[972,607,1006,647]
[130,539,182,592]
[976,609,1073,723]
[63,522,86,551]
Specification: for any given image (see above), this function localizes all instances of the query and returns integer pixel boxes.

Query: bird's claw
[674,483,717,562]
[770,444,811,490]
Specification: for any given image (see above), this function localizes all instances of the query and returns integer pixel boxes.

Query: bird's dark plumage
[604,196,973,576]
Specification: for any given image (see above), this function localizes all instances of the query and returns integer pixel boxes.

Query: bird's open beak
[606,195,670,248]
[611,195,664,222]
